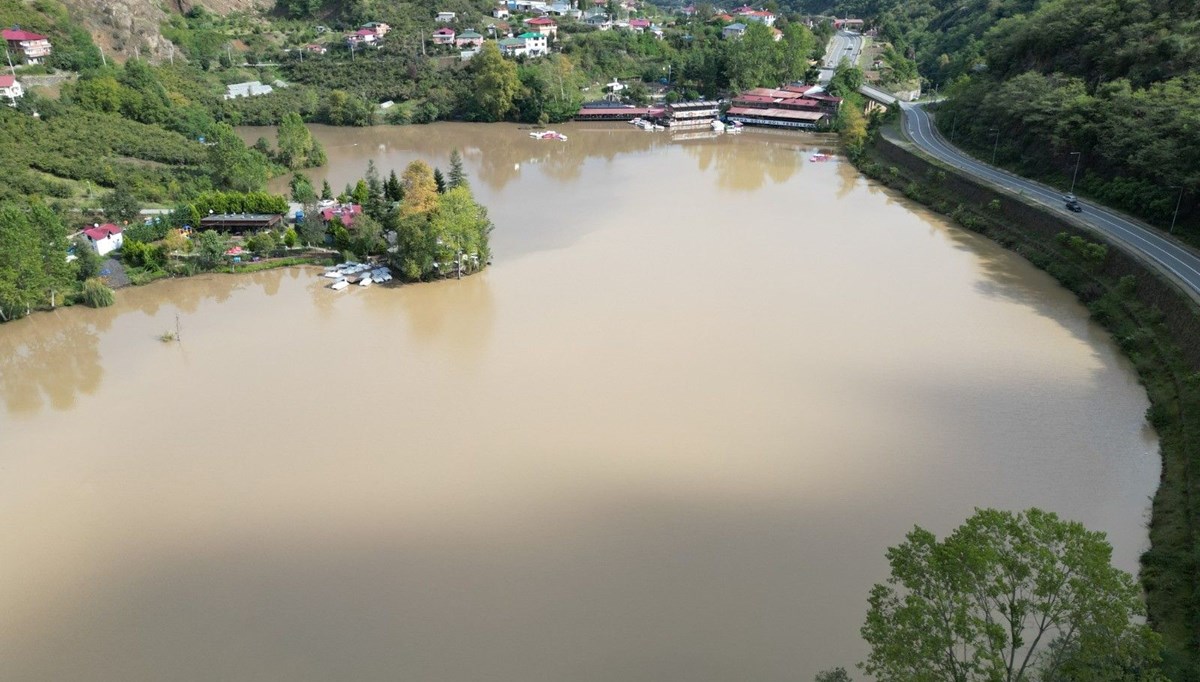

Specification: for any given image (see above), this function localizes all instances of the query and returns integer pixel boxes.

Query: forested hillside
[838,0,1200,240]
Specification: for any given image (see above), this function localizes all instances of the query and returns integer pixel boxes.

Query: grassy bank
[854,131,1200,681]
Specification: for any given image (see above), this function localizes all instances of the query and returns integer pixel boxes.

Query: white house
[83,223,124,257]
[436,11,457,22]
[516,31,548,56]
[0,75,23,104]
[493,5,511,18]
[722,22,747,39]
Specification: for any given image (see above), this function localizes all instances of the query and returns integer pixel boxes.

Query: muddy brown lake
[0,123,1158,681]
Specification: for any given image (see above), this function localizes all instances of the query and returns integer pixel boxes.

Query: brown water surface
[1,123,1158,681]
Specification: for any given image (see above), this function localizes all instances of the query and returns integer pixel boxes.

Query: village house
[360,22,390,37]
[734,6,776,25]
[493,5,511,18]
[0,75,23,104]
[627,18,651,32]
[584,13,612,29]
[432,27,457,45]
[82,223,123,257]
[523,16,557,37]
[516,31,549,55]
[345,28,381,48]
[722,22,747,39]
[679,4,696,16]
[319,203,363,229]
[455,30,484,48]
[2,28,51,64]
[303,43,328,55]
[486,21,512,36]
[436,11,457,22]
[546,2,581,18]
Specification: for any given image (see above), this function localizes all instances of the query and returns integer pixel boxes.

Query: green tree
[277,0,322,20]
[297,211,326,246]
[291,173,317,205]
[862,508,1165,682]
[827,60,864,98]
[101,185,141,225]
[814,668,851,682]
[207,124,270,193]
[726,22,781,91]
[195,230,228,270]
[0,204,49,321]
[467,42,520,122]
[72,236,102,281]
[385,169,404,201]
[283,227,299,248]
[276,112,320,169]
[448,150,468,190]
[321,179,334,201]
[433,168,447,194]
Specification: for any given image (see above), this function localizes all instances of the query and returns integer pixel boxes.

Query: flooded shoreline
[1,123,1159,681]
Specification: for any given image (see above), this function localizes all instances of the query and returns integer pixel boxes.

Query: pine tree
[321,179,333,201]
[448,149,468,190]
[434,168,447,194]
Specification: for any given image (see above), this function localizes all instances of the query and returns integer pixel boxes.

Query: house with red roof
[432,27,456,45]
[82,223,124,257]
[627,18,652,32]
[2,28,51,64]
[319,204,363,229]
[0,74,23,104]
[523,16,557,37]
[346,28,381,48]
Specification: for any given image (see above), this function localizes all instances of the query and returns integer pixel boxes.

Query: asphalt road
[818,30,864,84]
[895,100,1200,301]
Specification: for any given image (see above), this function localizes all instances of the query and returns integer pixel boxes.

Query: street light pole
[1068,151,1081,195]
[1169,186,1185,235]
[989,128,1000,165]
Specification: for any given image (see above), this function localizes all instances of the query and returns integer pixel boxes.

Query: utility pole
[1068,151,1081,195]
[1169,186,1186,234]
[989,128,1000,165]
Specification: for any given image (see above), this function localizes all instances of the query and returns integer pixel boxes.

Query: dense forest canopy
[816,0,1200,236]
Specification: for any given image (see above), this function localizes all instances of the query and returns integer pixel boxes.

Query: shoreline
[854,128,1200,678]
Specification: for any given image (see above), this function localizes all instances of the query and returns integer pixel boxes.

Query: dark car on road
[1066,201,1083,213]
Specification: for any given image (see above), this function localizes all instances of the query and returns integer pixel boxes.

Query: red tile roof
[727,106,826,121]
[629,18,651,27]
[319,204,363,228]
[0,75,14,88]
[2,29,47,42]
[525,17,556,24]
[83,223,122,240]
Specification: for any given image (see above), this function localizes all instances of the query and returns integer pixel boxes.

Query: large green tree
[276,112,325,170]
[207,124,270,193]
[0,204,52,321]
[467,42,520,122]
[862,508,1165,682]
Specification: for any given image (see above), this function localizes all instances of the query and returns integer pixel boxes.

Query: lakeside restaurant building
[573,104,660,122]
[726,86,841,129]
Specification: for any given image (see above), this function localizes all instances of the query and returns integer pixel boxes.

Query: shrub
[82,278,114,307]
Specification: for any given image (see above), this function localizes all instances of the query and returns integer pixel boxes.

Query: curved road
[893,100,1200,301]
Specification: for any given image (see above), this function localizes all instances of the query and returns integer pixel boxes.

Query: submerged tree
[861,508,1165,682]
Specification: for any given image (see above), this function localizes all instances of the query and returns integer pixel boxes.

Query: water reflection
[0,310,106,413]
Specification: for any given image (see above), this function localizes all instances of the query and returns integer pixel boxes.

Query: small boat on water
[330,279,350,291]
[530,130,568,141]
[810,153,834,162]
